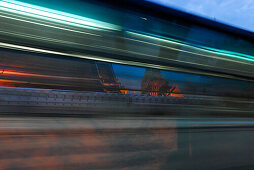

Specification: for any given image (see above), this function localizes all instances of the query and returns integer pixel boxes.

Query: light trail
[127,31,254,62]
[0,41,252,83]
[0,0,253,81]
[1,69,99,81]
[0,0,121,31]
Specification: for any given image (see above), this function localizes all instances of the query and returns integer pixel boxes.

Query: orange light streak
[0,79,27,87]
[1,70,98,81]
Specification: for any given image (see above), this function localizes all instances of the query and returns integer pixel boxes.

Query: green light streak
[127,31,254,62]
[0,0,253,64]
[201,46,254,61]
[0,0,121,31]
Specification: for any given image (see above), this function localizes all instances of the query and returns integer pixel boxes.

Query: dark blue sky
[147,0,254,32]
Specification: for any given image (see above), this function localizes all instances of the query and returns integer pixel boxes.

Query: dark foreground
[1,116,254,170]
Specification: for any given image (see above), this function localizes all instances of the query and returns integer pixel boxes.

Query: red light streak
[1,69,98,81]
